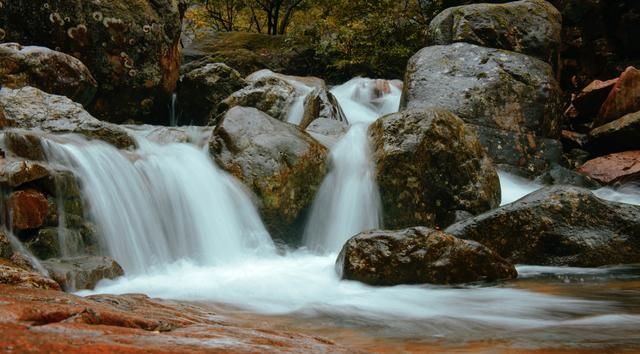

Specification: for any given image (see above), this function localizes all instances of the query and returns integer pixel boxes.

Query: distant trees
[193,0,308,35]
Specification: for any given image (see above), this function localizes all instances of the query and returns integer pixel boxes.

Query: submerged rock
[0,87,135,151]
[578,151,640,185]
[446,186,640,266]
[42,256,124,291]
[337,227,517,286]
[369,109,500,229]
[0,0,183,124]
[429,0,561,63]
[401,43,562,175]
[0,43,97,106]
[210,107,328,243]
[178,62,246,126]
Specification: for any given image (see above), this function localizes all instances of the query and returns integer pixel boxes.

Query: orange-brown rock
[0,285,354,353]
[578,151,640,184]
[0,259,61,290]
[571,78,618,120]
[8,189,49,230]
[0,159,50,187]
[596,67,640,126]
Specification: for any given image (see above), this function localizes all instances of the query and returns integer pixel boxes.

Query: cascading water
[42,133,274,274]
[303,78,401,253]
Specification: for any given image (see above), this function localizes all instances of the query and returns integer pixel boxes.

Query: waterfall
[42,134,275,274]
[303,78,402,253]
[169,93,179,126]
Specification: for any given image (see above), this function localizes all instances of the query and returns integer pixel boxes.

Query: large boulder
[337,227,517,286]
[368,109,500,229]
[578,151,640,185]
[446,186,640,266]
[210,107,328,242]
[7,189,49,231]
[0,43,97,106]
[429,0,561,63]
[401,43,563,174]
[177,63,246,126]
[0,87,135,153]
[42,256,124,291]
[0,0,185,124]
[588,110,640,154]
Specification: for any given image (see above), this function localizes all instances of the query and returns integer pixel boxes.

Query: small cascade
[42,134,275,274]
[303,78,402,253]
[169,93,179,126]
[286,84,313,125]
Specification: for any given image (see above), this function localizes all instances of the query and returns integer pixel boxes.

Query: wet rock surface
[0,87,135,151]
[429,0,561,63]
[7,189,49,231]
[41,256,124,291]
[0,285,353,353]
[0,43,97,106]
[0,0,184,124]
[210,107,328,243]
[578,151,640,185]
[177,62,246,126]
[446,186,640,266]
[0,259,61,290]
[337,227,517,286]
[369,109,500,229]
[595,67,640,127]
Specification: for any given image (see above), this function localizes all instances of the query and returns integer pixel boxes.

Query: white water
[42,134,274,274]
[303,78,401,253]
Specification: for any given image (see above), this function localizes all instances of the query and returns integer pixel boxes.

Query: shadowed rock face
[210,107,328,244]
[41,256,124,291]
[0,43,97,106]
[429,0,562,63]
[0,0,183,124]
[0,285,355,353]
[337,227,517,286]
[446,186,640,266]
[369,109,500,229]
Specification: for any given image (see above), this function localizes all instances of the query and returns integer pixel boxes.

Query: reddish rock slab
[596,67,640,126]
[571,78,618,120]
[8,189,49,230]
[0,285,355,353]
[578,151,640,184]
[0,259,61,291]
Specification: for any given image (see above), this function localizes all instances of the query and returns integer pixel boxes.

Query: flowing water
[17,78,640,351]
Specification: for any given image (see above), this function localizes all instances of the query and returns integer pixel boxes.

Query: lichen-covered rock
[446,186,640,266]
[429,0,561,63]
[0,43,97,106]
[177,63,246,126]
[578,151,640,185]
[337,227,517,286]
[0,87,135,151]
[26,227,84,261]
[368,109,500,229]
[8,189,49,231]
[0,230,12,259]
[214,75,296,124]
[0,259,61,290]
[0,0,184,124]
[588,111,640,154]
[596,67,640,126]
[401,43,563,175]
[210,107,328,243]
[42,256,124,291]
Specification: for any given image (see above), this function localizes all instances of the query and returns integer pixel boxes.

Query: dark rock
[0,43,97,106]
[534,163,601,189]
[368,109,500,229]
[300,86,348,129]
[596,67,640,126]
[429,0,561,63]
[210,107,328,243]
[0,87,135,150]
[588,110,640,154]
[578,151,640,185]
[177,63,246,126]
[446,186,640,266]
[337,227,517,286]
[0,0,183,124]
[42,256,124,291]
[26,227,84,261]
[8,189,49,231]
[560,129,588,150]
[0,258,61,290]
[570,78,618,121]
[2,130,47,161]
[0,230,12,259]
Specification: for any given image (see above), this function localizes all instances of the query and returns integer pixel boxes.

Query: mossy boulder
[337,227,517,286]
[0,0,184,124]
[429,0,561,63]
[210,107,328,243]
[369,109,500,229]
